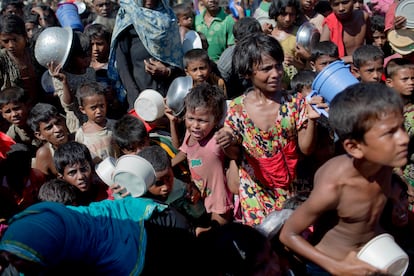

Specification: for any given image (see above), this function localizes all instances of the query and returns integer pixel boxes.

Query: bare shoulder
[35,144,52,159]
[314,155,354,188]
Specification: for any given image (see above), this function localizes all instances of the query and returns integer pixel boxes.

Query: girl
[172,83,233,225]
[75,82,116,164]
[215,33,322,226]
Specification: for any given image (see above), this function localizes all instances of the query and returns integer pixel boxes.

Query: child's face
[358,111,408,168]
[331,0,354,20]
[357,59,384,83]
[148,167,174,199]
[300,0,317,11]
[276,6,297,30]
[386,68,414,97]
[93,0,112,17]
[353,0,363,10]
[178,12,193,29]
[185,106,216,141]
[372,30,387,49]
[312,55,337,73]
[25,22,35,39]
[185,59,211,86]
[91,37,110,63]
[61,161,92,192]
[80,94,107,126]
[251,54,283,93]
[35,116,69,146]
[0,33,26,58]
[0,102,28,127]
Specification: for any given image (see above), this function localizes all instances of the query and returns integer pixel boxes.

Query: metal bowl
[34,26,73,68]
[296,22,320,52]
[166,76,193,116]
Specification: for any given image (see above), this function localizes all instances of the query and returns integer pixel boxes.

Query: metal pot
[296,22,320,52]
[34,26,73,68]
[166,76,193,116]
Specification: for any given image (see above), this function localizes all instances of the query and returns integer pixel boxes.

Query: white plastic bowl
[112,155,156,198]
[134,89,165,122]
[357,233,409,275]
[95,156,116,186]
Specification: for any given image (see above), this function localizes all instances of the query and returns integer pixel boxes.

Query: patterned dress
[225,92,307,225]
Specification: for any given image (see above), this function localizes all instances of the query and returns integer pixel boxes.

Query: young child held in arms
[54,141,112,205]
[184,49,227,98]
[352,44,384,83]
[28,103,71,178]
[173,83,233,225]
[280,83,409,275]
[0,87,41,155]
[173,3,195,44]
[75,82,117,164]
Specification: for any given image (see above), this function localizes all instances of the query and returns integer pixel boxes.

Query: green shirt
[195,8,235,61]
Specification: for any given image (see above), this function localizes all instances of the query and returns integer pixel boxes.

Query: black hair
[385,58,414,79]
[38,178,78,205]
[329,83,403,142]
[184,83,226,125]
[76,82,106,107]
[352,45,384,68]
[0,86,28,108]
[54,141,94,175]
[69,30,91,58]
[310,41,339,62]
[232,17,262,42]
[172,3,194,18]
[290,70,316,94]
[183,48,210,69]
[0,14,26,36]
[233,33,284,77]
[315,0,332,15]
[137,145,171,172]
[112,114,148,152]
[84,23,111,44]
[27,103,61,132]
[269,0,299,20]
[5,143,31,178]
[370,14,385,33]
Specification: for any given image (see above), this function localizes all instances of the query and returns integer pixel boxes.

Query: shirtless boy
[280,83,409,275]
[320,0,371,63]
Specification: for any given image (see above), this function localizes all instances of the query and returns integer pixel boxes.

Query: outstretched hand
[333,251,386,276]
[47,61,66,83]
[215,126,235,149]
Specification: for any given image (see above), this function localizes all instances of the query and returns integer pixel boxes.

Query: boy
[310,41,340,73]
[0,87,41,154]
[184,48,227,98]
[112,114,150,155]
[173,3,195,43]
[280,83,409,274]
[352,44,384,83]
[321,0,371,63]
[54,141,112,205]
[27,103,71,178]
[370,14,391,57]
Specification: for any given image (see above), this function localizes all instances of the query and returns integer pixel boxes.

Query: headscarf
[0,198,167,275]
[108,0,183,102]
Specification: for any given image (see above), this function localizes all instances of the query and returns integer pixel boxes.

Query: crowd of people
[0,0,413,274]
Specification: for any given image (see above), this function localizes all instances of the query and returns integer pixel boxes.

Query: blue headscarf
[108,0,183,102]
[0,198,167,275]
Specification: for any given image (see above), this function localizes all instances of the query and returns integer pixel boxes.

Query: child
[49,30,96,133]
[309,41,340,73]
[0,86,41,154]
[75,82,117,164]
[280,83,409,275]
[112,114,150,155]
[54,141,112,205]
[173,83,234,225]
[173,3,195,43]
[321,0,371,63]
[385,58,414,207]
[215,33,321,226]
[84,23,111,72]
[184,49,227,97]
[352,44,384,83]
[370,14,391,57]
[0,14,40,106]
[290,70,316,97]
[28,103,71,178]
[38,178,78,206]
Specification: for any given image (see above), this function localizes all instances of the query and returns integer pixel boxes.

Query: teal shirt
[195,8,235,61]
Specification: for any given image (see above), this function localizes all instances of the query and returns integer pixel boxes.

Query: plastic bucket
[56,2,84,32]
[357,233,409,275]
[134,89,165,122]
[312,60,358,103]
